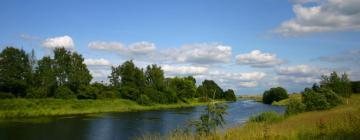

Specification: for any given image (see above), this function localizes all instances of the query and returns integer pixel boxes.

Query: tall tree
[198,80,224,99]
[34,56,56,96]
[145,64,165,91]
[53,48,72,86]
[0,47,32,97]
[68,52,92,92]
[321,71,352,97]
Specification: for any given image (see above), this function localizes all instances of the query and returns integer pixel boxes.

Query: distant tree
[145,64,165,91]
[224,89,237,101]
[321,71,352,97]
[262,87,288,104]
[169,77,197,101]
[197,80,224,99]
[67,52,92,92]
[0,47,32,97]
[108,66,121,88]
[351,81,360,93]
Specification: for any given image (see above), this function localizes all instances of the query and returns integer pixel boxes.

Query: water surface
[0,100,284,140]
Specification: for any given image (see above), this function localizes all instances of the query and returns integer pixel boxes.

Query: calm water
[0,100,284,140]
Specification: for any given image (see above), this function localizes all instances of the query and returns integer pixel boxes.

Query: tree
[67,52,92,92]
[0,47,32,97]
[224,89,236,101]
[145,64,165,91]
[169,77,196,101]
[351,81,360,93]
[197,80,224,99]
[53,48,72,86]
[262,87,288,104]
[34,56,56,97]
[320,71,352,97]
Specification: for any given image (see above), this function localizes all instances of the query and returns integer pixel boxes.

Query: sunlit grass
[0,98,221,119]
[272,93,302,106]
[138,94,360,140]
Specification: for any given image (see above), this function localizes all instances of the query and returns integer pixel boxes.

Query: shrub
[302,89,330,111]
[250,111,283,123]
[351,81,360,93]
[285,98,305,116]
[77,85,98,99]
[26,87,48,98]
[0,92,15,99]
[262,87,289,104]
[97,90,117,99]
[54,86,76,99]
[136,94,153,105]
[317,88,343,107]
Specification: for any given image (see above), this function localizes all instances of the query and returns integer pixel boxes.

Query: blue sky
[1,0,360,94]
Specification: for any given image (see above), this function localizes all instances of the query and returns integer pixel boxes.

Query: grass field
[0,98,222,119]
[272,93,302,106]
[138,94,360,140]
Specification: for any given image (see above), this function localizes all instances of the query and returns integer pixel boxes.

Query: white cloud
[175,43,232,64]
[236,50,283,67]
[128,42,156,54]
[84,58,111,66]
[88,41,125,51]
[42,35,74,49]
[275,0,360,35]
[275,64,328,77]
[162,65,208,75]
[239,81,258,88]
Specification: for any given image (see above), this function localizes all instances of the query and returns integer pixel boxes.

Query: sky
[1,0,360,94]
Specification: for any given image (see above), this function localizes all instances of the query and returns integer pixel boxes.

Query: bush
[26,87,48,98]
[250,111,283,123]
[136,94,153,105]
[0,92,15,99]
[77,85,98,99]
[262,87,289,104]
[317,88,343,107]
[97,90,117,99]
[54,86,76,99]
[224,89,236,101]
[285,98,305,116]
[302,87,343,111]
[351,81,360,93]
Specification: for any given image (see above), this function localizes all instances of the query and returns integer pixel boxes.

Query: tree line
[0,47,236,104]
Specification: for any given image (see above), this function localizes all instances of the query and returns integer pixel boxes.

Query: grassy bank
[139,94,360,140]
[0,98,221,119]
[272,93,302,106]
[238,95,262,102]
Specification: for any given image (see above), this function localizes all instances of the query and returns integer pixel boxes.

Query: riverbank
[0,98,225,119]
[139,94,360,140]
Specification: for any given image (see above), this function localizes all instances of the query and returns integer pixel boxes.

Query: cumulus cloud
[276,64,328,77]
[42,35,74,49]
[318,49,360,64]
[128,42,156,54]
[236,50,283,67]
[84,58,111,66]
[88,41,157,57]
[174,43,232,64]
[275,0,360,35]
[162,65,208,76]
[88,41,125,51]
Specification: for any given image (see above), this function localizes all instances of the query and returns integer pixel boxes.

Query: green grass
[272,93,302,106]
[0,98,221,119]
[238,94,262,102]
[138,94,360,140]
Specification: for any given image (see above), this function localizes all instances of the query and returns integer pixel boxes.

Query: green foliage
[285,98,305,116]
[224,89,237,101]
[189,103,228,135]
[136,94,153,105]
[35,56,56,96]
[302,87,342,111]
[262,87,289,104]
[145,64,166,91]
[0,47,32,97]
[351,81,360,93]
[26,87,48,98]
[249,111,283,123]
[169,77,196,100]
[54,86,76,99]
[0,92,15,99]
[321,71,352,97]
[77,85,98,99]
[120,85,140,100]
[197,80,224,99]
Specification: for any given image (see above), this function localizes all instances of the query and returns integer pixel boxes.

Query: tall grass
[0,98,216,119]
[137,94,360,140]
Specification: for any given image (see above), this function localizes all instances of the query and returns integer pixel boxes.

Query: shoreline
[0,98,227,119]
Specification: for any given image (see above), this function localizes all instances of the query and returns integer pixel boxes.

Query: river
[0,100,284,140]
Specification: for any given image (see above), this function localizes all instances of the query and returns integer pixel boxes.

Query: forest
[0,46,237,105]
